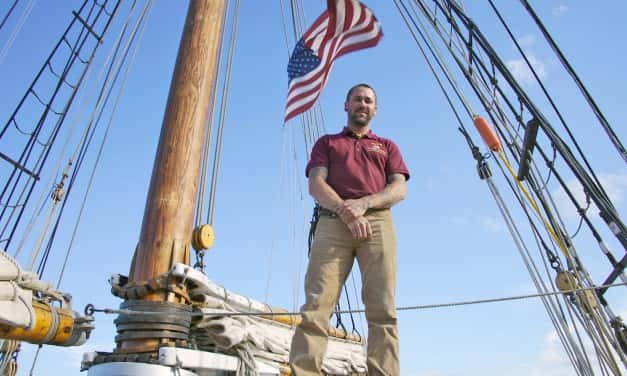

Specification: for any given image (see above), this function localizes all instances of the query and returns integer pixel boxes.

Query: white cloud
[422,176,441,190]
[518,34,536,48]
[417,371,450,376]
[531,331,572,375]
[447,215,504,233]
[506,54,547,85]
[478,215,504,232]
[552,5,569,17]
[449,216,469,226]
[552,172,627,221]
[598,173,627,204]
[509,282,537,296]
[526,317,627,376]
[55,341,113,369]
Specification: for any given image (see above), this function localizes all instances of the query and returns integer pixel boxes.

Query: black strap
[307,205,320,256]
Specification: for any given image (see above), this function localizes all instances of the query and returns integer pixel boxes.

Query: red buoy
[473,115,501,152]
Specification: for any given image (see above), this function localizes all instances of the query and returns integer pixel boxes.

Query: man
[290,83,409,376]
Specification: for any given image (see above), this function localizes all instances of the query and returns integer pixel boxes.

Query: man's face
[344,86,377,127]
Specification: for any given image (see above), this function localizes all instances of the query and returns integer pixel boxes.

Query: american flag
[284,0,383,122]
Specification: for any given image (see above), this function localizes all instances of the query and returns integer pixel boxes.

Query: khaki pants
[290,209,399,376]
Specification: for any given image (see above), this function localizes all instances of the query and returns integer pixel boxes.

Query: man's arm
[309,166,371,240]
[365,173,407,209]
[308,167,344,212]
[338,173,407,220]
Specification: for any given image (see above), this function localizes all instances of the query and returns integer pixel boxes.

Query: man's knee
[364,303,397,326]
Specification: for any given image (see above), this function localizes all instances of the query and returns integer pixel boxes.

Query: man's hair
[345,83,376,103]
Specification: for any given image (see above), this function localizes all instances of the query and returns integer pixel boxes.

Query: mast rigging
[394,0,626,373]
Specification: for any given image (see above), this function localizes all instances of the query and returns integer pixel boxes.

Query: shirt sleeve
[385,140,410,181]
[305,136,329,177]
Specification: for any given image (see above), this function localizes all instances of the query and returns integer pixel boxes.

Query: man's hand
[346,216,372,240]
[335,198,371,239]
[336,198,369,222]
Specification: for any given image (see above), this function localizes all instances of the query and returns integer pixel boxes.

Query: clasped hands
[335,198,371,240]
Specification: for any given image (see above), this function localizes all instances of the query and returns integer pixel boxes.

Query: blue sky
[0,1,625,375]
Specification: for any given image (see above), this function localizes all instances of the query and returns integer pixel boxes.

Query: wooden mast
[118,0,225,353]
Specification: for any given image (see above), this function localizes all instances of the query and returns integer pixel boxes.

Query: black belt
[318,207,386,217]
[318,207,338,217]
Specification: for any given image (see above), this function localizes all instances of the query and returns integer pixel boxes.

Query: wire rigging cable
[1,1,142,371]
[414,0,622,270]
[0,0,35,65]
[0,0,122,252]
[395,0,626,372]
[206,0,240,226]
[286,0,360,335]
[12,0,137,262]
[56,0,154,288]
[517,0,627,165]
[87,282,627,316]
[486,0,611,205]
[195,0,229,230]
[36,0,143,279]
[0,0,20,31]
[464,1,624,249]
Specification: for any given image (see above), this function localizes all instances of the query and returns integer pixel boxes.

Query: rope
[56,0,153,288]
[349,270,366,339]
[0,0,35,65]
[395,0,474,120]
[412,5,620,370]
[278,0,294,58]
[231,342,258,376]
[416,0,627,254]
[87,282,627,318]
[496,150,571,257]
[487,0,612,196]
[518,0,627,165]
[0,340,20,376]
[391,1,627,372]
[409,0,625,287]
[207,0,240,226]
[38,0,146,279]
[9,0,129,268]
[195,0,229,228]
[0,0,122,252]
[468,0,626,249]
[484,169,598,373]
[263,128,290,303]
[0,0,19,30]
[28,345,41,376]
[12,178,56,259]
[26,187,62,271]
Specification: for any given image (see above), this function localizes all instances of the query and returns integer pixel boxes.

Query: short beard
[349,112,371,127]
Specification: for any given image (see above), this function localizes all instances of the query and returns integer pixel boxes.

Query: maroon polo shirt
[305,128,410,200]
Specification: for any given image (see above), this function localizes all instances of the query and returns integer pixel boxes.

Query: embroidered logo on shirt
[366,142,387,156]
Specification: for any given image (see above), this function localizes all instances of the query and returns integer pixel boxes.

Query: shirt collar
[341,127,378,140]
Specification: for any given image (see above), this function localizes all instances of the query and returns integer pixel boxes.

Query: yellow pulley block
[555,271,598,312]
[555,271,577,292]
[580,289,599,312]
[192,224,214,251]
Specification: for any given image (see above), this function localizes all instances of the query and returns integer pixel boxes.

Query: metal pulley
[555,271,577,291]
[191,224,214,251]
[610,317,627,355]
[51,183,65,202]
[555,271,598,312]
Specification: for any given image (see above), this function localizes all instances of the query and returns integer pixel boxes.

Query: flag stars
[284,0,383,122]
[288,39,321,82]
